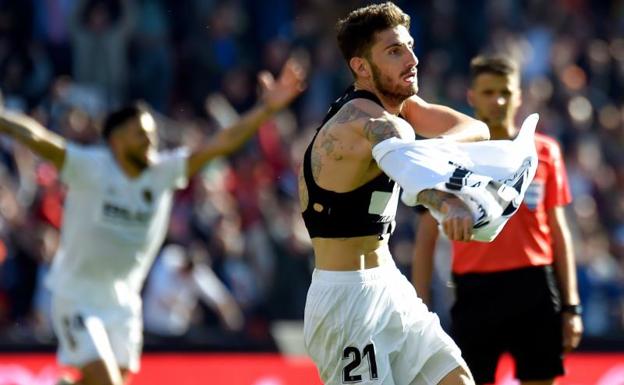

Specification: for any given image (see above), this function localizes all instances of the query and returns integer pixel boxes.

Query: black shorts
[450,265,564,384]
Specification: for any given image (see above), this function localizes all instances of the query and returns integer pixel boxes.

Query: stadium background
[0,0,623,384]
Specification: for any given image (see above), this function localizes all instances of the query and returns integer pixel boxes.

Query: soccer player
[0,59,305,385]
[412,55,583,385]
[299,3,491,384]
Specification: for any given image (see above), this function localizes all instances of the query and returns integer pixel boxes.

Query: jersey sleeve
[60,143,104,187]
[544,140,572,209]
[155,147,190,190]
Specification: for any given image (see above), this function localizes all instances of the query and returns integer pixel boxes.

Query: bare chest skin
[298,100,412,270]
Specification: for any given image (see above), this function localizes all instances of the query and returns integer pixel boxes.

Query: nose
[496,96,506,106]
[408,50,418,67]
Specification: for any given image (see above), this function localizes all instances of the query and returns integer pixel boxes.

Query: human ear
[349,57,371,79]
[467,89,475,107]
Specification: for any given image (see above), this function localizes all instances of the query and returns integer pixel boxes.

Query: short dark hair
[336,2,410,67]
[102,101,149,140]
[469,55,520,83]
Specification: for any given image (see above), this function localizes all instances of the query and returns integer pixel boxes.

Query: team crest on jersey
[524,180,544,211]
[142,189,153,204]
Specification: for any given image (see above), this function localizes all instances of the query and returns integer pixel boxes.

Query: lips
[403,73,416,83]
[402,70,417,83]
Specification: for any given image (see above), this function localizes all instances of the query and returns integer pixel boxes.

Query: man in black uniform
[298,2,490,385]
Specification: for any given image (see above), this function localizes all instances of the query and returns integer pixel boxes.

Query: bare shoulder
[308,99,382,185]
[362,114,414,146]
[327,99,413,146]
[327,99,381,127]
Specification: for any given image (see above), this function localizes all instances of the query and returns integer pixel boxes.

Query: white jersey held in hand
[372,114,539,242]
[45,144,189,308]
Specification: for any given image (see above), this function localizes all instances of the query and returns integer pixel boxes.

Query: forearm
[187,102,275,177]
[553,243,580,306]
[412,213,439,306]
[403,96,489,141]
[412,257,432,305]
[437,120,490,142]
[550,208,580,305]
[0,113,65,168]
[416,189,461,213]
[218,102,275,152]
[195,267,232,307]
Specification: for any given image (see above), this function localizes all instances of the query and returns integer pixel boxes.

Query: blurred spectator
[143,243,244,338]
[32,0,74,75]
[129,0,173,112]
[0,0,623,350]
[0,42,54,110]
[69,0,134,108]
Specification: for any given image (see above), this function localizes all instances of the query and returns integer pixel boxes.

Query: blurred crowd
[0,0,623,350]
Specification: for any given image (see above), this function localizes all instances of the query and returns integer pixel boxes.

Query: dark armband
[561,304,583,315]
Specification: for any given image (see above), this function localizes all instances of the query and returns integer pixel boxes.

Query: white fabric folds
[372,114,540,242]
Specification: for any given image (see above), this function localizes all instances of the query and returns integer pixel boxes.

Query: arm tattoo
[363,118,402,146]
[298,165,309,211]
[319,132,343,160]
[311,131,343,180]
[332,104,371,125]
[417,189,454,211]
[310,146,322,179]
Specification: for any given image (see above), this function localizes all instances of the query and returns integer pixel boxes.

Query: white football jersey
[373,114,539,242]
[46,143,189,308]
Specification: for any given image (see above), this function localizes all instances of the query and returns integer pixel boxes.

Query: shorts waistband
[312,261,399,284]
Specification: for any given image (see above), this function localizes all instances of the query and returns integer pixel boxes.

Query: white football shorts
[304,261,468,384]
[51,294,143,373]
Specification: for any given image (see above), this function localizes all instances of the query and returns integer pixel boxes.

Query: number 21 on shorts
[342,343,378,383]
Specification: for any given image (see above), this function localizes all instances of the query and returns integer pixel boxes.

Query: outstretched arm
[193,264,245,331]
[0,111,66,169]
[186,59,306,177]
[401,95,489,142]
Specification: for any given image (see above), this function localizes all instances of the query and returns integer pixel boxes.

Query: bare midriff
[312,233,394,271]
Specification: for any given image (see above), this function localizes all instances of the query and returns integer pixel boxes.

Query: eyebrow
[383,39,414,51]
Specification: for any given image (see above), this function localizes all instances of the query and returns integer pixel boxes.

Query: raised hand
[258,58,307,113]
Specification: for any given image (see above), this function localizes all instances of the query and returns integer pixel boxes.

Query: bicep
[547,206,570,239]
[363,117,402,145]
[333,100,413,146]
[362,115,415,146]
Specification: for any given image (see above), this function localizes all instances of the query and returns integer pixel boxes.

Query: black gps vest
[301,86,399,238]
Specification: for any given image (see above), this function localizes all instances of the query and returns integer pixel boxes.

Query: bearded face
[358,25,419,105]
[113,112,157,172]
[370,59,418,104]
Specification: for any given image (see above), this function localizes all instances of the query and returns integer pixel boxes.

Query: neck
[353,80,404,115]
[487,121,518,140]
[111,147,145,178]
